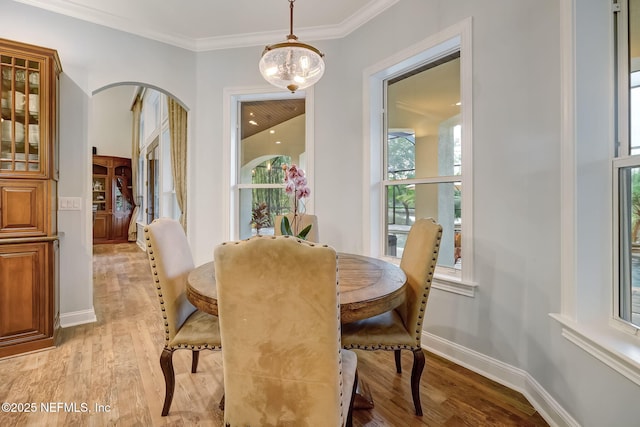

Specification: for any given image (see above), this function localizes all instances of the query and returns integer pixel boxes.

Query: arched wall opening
[88,81,189,271]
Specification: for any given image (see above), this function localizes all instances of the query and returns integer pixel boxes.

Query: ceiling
[11,0,399,51]
[241,99,305,139]
[26,0,457,141]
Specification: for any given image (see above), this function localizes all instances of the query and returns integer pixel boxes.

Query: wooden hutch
[0,39,61,358]
[92,155,133,243]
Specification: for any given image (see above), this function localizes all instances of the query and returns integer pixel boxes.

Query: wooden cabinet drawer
[0,180,46,237]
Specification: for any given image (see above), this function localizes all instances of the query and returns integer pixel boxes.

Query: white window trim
[222,86,315,241]
[550,314,640,386]
[612,0,640,331]
[552,0,640,385]
[362,17,476,297]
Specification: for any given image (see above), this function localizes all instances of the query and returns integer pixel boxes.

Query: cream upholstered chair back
[214,236,350,426]
[339,217,441,416]
[144,217,197,344]
[144,218,222,416]
[274,213,319,242]
[398,217,442,342]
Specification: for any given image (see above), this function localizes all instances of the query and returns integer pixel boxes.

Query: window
[161,127,178,219]
[614,0,640,328]
[385,56,462,280]
[137,154,144,222]
[146,139,159,223]
[227,89,313,240]
[136,89,179,226]
[365,19,474,295]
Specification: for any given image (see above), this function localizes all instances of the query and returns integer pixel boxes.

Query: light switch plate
[59,197,82,211]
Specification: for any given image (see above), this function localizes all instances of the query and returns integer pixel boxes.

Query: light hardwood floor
[0,243,549,426]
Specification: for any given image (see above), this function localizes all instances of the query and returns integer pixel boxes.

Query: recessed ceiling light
[249,120,258,126]
[269,129,275,134]
[275,140,281,144]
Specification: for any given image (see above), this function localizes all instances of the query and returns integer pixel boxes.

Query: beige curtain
[128,95,142,241]
[167,98,188,231]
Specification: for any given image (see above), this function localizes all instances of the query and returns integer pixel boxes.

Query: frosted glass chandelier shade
[259,0,325,93]
[259,40,325,93]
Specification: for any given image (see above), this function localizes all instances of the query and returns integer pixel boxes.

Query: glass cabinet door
[92,177,107,211]
[0,54,41,174]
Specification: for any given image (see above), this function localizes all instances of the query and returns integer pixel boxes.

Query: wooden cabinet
[0,39,60,359]
[0,179,54,237]
[1,39,59,180]
[93,155,133,243]
[0,240,57,358]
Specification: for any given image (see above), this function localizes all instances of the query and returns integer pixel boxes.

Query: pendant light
[259,0,325,93]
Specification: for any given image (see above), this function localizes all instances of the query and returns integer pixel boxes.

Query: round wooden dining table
[186,252,407,324]
[186,252,405,410]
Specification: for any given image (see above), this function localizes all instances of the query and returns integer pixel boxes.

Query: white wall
[91,85,134,158]
[2,0,639,424]
[190,0,637,424]
[1,0,197,324]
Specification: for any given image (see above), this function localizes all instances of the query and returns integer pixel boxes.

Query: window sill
[549,313,640,386]
[380,256,476,296]
[433,274,477,297]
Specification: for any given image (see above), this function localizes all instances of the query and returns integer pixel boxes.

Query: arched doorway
[90,83,187,247]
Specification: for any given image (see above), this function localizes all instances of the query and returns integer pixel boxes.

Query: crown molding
[10,0,200,50]
[12,0,399,52]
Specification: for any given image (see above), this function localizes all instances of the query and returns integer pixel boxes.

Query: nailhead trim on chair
[219,235,346,424]
[221,234,331,248]
[342,343,421,351]
[342,225,443,353]
[145,227,173,345]
[334,250,346,426]
[409,232,441,339]
[144,225,222,351]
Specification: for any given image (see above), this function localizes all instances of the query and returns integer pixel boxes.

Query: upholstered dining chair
[274,213,319,242]
[214,235,358,427]
[144,218,222,416]
[341,218,442,416]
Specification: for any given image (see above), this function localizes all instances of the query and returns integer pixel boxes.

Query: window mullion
[383,175,462,186]
[237,183,285,189]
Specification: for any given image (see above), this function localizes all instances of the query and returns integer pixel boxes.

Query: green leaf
[280,216,312,240]
[297,224,312,240]
[281,216,293,236]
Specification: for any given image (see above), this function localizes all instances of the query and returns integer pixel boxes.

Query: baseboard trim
[59,308,97,328]
[422,331,579,427]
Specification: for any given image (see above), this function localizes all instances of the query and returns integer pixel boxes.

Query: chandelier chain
[288,0,296,40]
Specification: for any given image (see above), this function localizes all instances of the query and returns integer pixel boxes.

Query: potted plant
[281,164,312,239]
[251,202,271,235]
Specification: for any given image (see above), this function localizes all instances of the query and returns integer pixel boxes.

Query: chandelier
[259,0,325,93]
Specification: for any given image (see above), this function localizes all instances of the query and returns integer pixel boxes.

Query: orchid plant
[281,164,312,239]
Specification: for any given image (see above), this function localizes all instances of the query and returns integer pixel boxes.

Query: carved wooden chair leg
[191,350,200,373]
[346,369,358,427]
[394,349,402,373]
[160,348,175,416]
[411,348,426,416]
